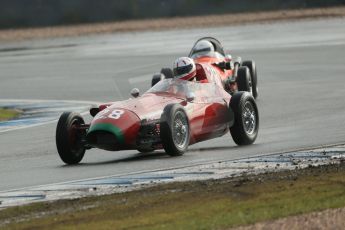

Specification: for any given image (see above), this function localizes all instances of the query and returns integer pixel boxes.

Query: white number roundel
[108,109,124,119]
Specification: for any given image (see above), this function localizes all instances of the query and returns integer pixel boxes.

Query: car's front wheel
[56,112,86,164]
[160,104,190,156]
[229,92,259,145]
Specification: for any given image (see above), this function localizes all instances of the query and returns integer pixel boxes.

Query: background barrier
[0,0,344,29]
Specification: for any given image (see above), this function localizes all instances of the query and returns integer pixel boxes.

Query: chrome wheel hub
[242,101,256,135]
[172,111,189,149]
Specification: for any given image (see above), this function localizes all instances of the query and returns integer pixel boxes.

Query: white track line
[0,99,102,133]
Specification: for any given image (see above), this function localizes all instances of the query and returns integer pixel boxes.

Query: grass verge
[1,163,345,229]
[0,108,20,122]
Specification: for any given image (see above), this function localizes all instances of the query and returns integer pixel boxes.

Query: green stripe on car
[88,123,125,144]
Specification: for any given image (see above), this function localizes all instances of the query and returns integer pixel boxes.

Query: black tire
[151,73,165,87]
[242,60,258,99]
[160,104,190,156]
[236,66,252,94]
[56,112,86,164]
[160,68,174,79]
[229,92,259,145]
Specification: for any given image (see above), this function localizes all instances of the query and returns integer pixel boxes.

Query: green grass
[1,164,345,229]
[0,108,20,121]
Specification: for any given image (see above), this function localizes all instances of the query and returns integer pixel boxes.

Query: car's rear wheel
[236,66,252,95]
[160,104,190,156]
[151,68,174,87]
[242,60,258,99]
[229,92,259,145]
[151,73,165,87]
[56,112,86,164]
[160,67,174,79]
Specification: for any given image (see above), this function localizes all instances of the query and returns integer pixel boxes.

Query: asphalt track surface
[0,18,345,192]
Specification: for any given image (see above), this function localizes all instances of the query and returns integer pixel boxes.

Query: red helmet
[173,57,196,81]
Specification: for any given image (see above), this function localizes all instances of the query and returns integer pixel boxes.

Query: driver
[190,39,236,94]
[173,57,208,83]
[189,40,215,59]
[173,57,196,81]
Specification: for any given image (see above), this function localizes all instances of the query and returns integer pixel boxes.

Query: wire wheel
[229,92,259,146]
[242,101,256,135]
[160,104,190,156]
[172,111,189,149]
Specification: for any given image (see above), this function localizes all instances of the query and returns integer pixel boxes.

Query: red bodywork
[87,70,234,151]
[194,56,233,83]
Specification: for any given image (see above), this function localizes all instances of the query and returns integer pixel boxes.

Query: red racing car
[56,77,259,165]
[152,37,258,98]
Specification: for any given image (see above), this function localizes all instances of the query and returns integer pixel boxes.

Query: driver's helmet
[173,57,196,81]
[190,40,215,58]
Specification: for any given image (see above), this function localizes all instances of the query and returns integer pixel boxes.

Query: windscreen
[145,79,224,103]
